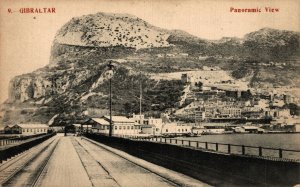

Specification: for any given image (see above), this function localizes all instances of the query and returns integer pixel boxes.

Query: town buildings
[85,116,141,136]
[161,122,192,135]
[5,124,49,135]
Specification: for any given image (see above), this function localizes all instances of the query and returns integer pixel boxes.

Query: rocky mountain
[54,13,170,50]
[243,28,300,60]
[1,12,300,124]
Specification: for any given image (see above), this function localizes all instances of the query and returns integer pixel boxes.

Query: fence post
[175,139,177,144]
[170,139,172,144]
[205,142,208,149]
[228,144,231,154]
[188,140,191,147]
[259,147,262,156]
[216,143,218,151]
[182,140,184,145]
[164,138,167,143]
[279,149,283,158]
[196,141,199,148]
[242,145,245,155]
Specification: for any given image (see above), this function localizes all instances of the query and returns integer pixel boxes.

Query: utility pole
[140,81,142,116]
[108,62,114,137]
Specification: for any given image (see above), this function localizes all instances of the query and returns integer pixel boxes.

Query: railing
[0,133,48,147]
[126,136,300,161]
[0,133,56,163]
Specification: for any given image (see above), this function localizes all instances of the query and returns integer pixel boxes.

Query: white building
[72,124,92,133]
[192,126,205,135]
[86,116,141,136]
[145,117,162,126]
[133,114,164,136]
[161,122,192,135]
[141,125,156,135]
[11,124,49,135]
[201,123,227,134]
[132,114,145,124]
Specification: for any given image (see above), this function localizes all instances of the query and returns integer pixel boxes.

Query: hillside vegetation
[1,12,300,124]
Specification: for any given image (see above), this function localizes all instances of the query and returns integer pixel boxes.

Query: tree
[283,103,299,116]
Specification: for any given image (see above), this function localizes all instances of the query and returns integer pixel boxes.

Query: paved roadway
[1,134,210,187]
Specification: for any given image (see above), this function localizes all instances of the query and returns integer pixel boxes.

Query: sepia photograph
[0,0,300,186]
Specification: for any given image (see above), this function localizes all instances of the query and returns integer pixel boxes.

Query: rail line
[79,137,196,187]
[30,139,59,187]
[0,137,55,173]
[0,136,59,187]
[1,135,208,187]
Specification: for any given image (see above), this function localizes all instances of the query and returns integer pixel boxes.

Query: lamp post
[108,61,114,137]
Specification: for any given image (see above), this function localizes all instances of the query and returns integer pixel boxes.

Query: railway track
[0,136,59,187]
[0,137,55,173]
[75,138,178,186]
[0,135,208,187]
[76,137,206,187]
[30,138,60,187]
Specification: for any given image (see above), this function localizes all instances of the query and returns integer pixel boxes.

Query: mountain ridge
[1,12,300,125]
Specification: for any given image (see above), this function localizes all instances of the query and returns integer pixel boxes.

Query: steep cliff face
[9,75,51,102]
[2,12,300,124]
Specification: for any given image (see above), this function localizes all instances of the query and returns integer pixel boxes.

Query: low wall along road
[86,134,300,186]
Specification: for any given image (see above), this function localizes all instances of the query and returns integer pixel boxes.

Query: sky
[0,0,299,102]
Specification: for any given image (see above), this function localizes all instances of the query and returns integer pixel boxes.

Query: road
[0,134,210,187]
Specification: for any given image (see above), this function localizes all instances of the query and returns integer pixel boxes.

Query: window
[166,129,168,132]
[123,126,126,129]
[131,126,133,130]
[115,126,117,130]
[119,126,122,130]
[106,126,110,130]
[127,126,130,129]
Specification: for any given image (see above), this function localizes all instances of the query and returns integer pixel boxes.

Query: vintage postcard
[0,0,299,186]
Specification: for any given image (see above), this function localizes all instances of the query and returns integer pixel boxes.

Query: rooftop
[103,116,135,123]
[91,118,110,125]
[15,124,49,128]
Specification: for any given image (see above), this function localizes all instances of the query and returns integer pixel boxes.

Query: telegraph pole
[140,81,142,116]
[108,62,114,137]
